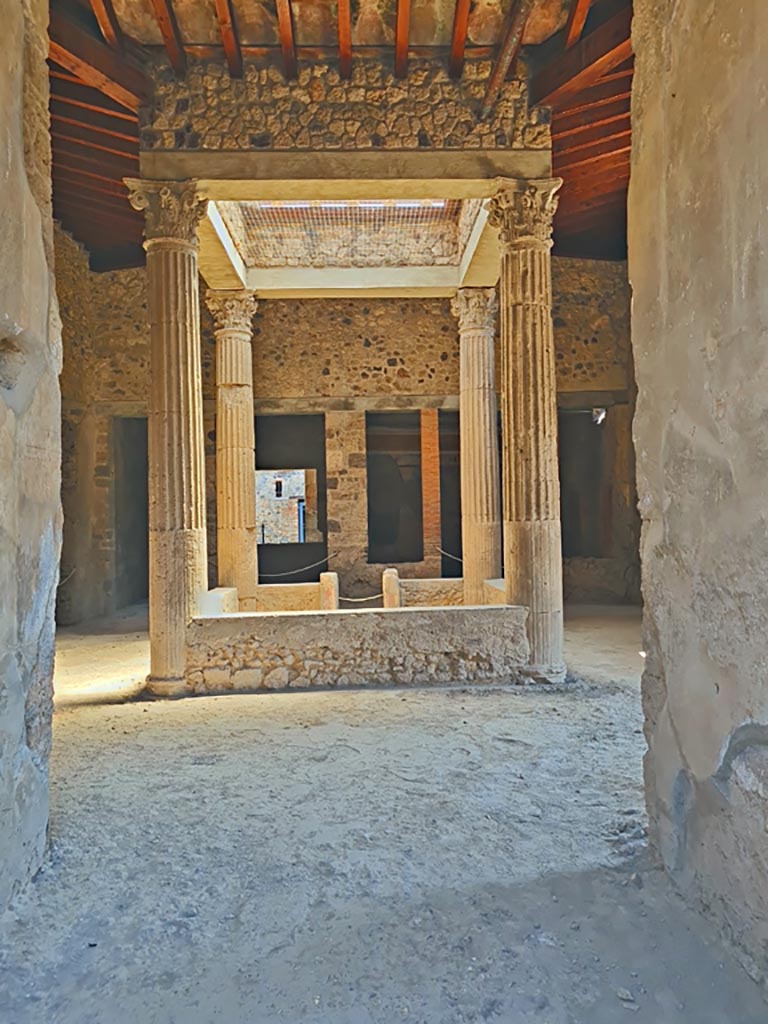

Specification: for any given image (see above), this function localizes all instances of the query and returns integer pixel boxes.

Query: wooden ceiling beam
[49,10,150,112]
[52,139,139,177]
[552,96,629,137]
[449,0,471,79]
[149,0,187,75]
[51,105,139,144]
[529,2,632,108]
[51,120,138,159]
[556,138,631,174]
[480,0,536,120]
[275,0,297,79]
[89,0,124,50]
[213,0,243,77]
[555,76,631,116]
[554,122,630,159]
[50,78,138,121]
[337,0,352,79]
[564,0,592,48]
[395,0,411,78]
[53,168,128,199]
[53,185,137,216]
[53,159,128,190]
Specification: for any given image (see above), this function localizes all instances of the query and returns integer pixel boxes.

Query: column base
[522,662,567,685]
[146,675,189,698]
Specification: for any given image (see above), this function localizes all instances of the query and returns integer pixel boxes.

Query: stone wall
[0,0,60,909]
[56,227,149,624]
[552,258,631,395]
[186,605,530,693]
[142,58,549,154]
[631,0,768,983]
[56,240,635,614]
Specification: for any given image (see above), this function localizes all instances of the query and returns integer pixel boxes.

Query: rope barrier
[339,593,384,603]
[437,546,463,564]
[259,555,330,580]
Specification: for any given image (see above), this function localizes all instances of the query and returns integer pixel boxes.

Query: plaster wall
[0,0,60,909]
[631,0,768,982]
[186,605,529,693]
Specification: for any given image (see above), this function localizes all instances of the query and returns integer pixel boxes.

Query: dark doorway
[558,408,608,557]
[366,411,423,563]
[113,417,149,608]
[438,410,462,577]
[255,413,327,582]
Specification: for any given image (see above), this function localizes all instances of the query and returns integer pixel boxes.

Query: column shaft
[452,288,501,604]
[127,179,209,692]
[489,178,565,681]
[206,292,259,604]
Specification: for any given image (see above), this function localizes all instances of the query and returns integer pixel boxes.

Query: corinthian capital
[124,178,208,245]
[205,289,259,333]
[451,288,498,334]
[487,178,562,251]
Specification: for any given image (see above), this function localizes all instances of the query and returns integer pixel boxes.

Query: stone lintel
[139,151,553,200]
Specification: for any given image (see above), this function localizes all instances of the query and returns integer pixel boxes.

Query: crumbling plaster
[631,0,768,984]
[0,0,60,910]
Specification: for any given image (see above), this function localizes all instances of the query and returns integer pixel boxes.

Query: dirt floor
[1,606,765,1023]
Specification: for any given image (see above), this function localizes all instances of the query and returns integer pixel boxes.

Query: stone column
[205,290,259,606]
[451,288,501,605]
[126,179,208,694]
[487,177,565,682]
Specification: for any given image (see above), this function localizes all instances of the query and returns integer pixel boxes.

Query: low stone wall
[563,557,641,605]
[399,577,464,607]
[240,582,321,612]
[186,605,529,693]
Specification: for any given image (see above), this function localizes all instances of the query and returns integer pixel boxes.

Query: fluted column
[205,290,259,604]
[451,288,501,605]
[487,177,565,682]
[126,178,208,694]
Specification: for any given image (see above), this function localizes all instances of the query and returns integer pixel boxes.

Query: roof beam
[394,0,411,78]
[554,119,629,156]
[337,0,352,79]
[552,96,629,137]
[213,0,243,77]
[49,10,150,112]
[50,78,138,121]
[51,119,138,159]
[449,0,471,79]
[480,0,536,120]
[51,104,139,143]
[89,0,124,50]
[564,0,592,48]
[149,0,187,75]
[529,3,633,108]
[275,0,297,79]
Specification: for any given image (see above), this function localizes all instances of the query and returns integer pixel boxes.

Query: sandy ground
[1,606,765,1023]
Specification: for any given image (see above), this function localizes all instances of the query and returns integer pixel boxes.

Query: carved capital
[451,288,497,334]
[487,178,562,251]
[205,289,259,333]
[124,178,208,246]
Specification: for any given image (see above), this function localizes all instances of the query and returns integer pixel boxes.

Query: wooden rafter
[49,10,150,112]
[50,79,138,122]
[52,121,138,159]
[149,0,187,75]
[529,3,632,108]
[89,0,124,50]
[554,124,630,163]
[337,0,352,79]
[394,0,411,78]
[51,105,139,143]
[565,0,592,48]
[213,0,243,77]
[449,0,471,79]
[553,99,630,139]
[275,0,297,79]
[480,0,536,120]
